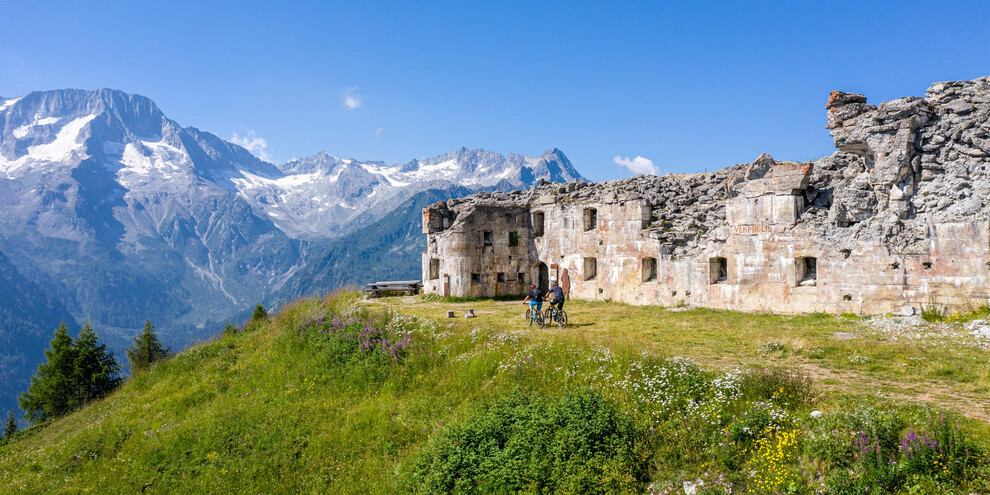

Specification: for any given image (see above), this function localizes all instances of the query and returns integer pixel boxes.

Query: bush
[899,410,980,484]
[409,389,647,494]
[739,368,818,409]
[804,405,986,493]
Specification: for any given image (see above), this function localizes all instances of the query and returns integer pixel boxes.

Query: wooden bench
[364,280,422,298]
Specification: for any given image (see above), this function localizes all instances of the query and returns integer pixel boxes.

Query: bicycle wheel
[526,309,533,326]
[543,308,553,325]
[557,309,568,328]
[534,310,544,328]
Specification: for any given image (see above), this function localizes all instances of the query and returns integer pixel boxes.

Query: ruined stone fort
[422,77,990,314]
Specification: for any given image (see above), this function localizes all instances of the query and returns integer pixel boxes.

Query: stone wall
[422,77,990,314]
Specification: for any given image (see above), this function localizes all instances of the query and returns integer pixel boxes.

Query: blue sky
[2,1,988,181]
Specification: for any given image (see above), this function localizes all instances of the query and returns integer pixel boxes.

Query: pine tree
[252,303,268,321]
[19,323,78,423]
[73,323,122,402]
[19,322,122,425]
[126,320,172,372]
[2,410,16,442]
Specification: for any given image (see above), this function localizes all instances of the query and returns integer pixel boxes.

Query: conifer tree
[19,323,77,423]
[2,410,17,442]
[73,323,122,402]
[252,303,268,321]
[126,320,172,372]
[19,322,122,425]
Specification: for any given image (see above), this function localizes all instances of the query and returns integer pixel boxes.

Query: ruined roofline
[432,74,990,235]
[423,75,990,314]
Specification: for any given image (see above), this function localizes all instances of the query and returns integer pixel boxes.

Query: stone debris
[897,305,916,317]
[865,314,990,349]
[682,479,704,495]
[966,320,990,343]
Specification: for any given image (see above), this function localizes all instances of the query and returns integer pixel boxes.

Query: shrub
[409,389,647,494]
[749,428,803,493]
[900,410,979,484]
[726,400,794,445]
[739,368,818,409]
[920,300,945,323]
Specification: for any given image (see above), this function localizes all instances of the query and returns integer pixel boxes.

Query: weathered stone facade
[423,77,990,314]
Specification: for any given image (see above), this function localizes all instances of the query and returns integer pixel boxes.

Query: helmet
[550,277,558,285]
[530,284,536,289]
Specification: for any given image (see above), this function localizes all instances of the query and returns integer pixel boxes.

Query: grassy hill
[1,293,989,494]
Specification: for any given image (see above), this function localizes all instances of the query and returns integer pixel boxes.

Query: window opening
[483,231,493,247]
[584,208,597,231]
[508,231,519,247]
[796,257,817,287]
[429,258,440,280]
[532,211,545,237]
[642,257,657,282]
[709,257,728,284]
[584,257,597,281]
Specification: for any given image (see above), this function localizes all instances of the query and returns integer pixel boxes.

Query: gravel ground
[862,313,990,349]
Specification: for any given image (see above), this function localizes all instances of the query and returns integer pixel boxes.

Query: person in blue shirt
[546,278,565,314]
[523,284,543,314]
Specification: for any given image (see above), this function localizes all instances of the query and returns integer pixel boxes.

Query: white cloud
[342,87,362,110]
[375,127,384,138]
[613,155,660,176]
[230,130,273,162]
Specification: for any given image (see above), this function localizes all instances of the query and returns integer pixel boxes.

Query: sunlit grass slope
[399,296,990,423]
[0,292,988,494]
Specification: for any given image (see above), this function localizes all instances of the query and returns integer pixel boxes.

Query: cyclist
[545,278,565,316]
[522,284,543,316]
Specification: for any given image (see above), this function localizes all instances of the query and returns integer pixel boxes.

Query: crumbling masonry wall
[423,77,990,314]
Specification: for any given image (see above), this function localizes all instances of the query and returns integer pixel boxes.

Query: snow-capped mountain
[0,88,583,412]
[0,88,302,340]
[1,90,582,240]
[235,147,582,239]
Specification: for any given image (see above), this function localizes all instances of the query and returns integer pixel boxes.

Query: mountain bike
[543,306,567,329]
[526,305,545,328]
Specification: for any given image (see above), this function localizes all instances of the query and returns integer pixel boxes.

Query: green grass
[1,292,988,493]
[389,296,990,424]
